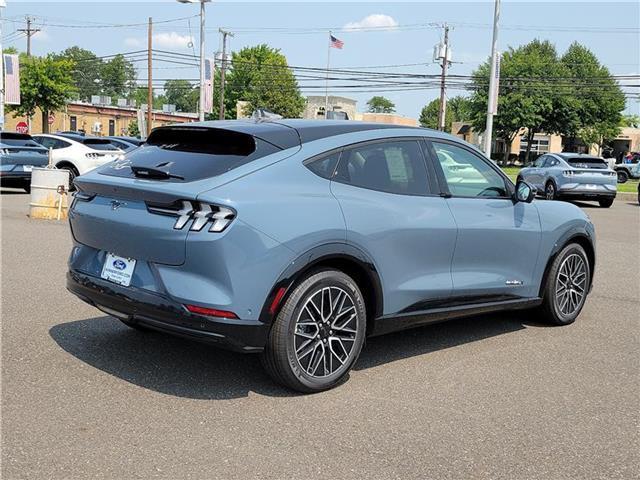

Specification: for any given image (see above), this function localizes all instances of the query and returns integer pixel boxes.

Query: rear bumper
[67,270,270,353]
[558,183,616,200]
[558,190,616,200]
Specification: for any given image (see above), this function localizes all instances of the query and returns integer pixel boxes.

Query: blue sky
[3,1,639,117]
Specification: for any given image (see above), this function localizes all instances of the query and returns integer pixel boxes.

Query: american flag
[3,54,20,105]
[203,57,214,114]
[330,34,344,50]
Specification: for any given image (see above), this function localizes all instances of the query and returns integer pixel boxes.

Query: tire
[598,197,614,208]
[119,318,151,332]
[544,181,557,201]
[616,170,629,183]
[58,164,79,191]
[538,243,590,326]
[261,269,367,393]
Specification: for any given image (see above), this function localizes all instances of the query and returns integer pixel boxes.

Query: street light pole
[198,0,205,121]
[177,0,210,122]
[483,0,501,158]
[437,24,450,132]
[0,0,5,132]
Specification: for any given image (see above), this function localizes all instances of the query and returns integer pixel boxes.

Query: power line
[4,14,198,29]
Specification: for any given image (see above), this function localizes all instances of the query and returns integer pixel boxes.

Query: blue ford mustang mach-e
[67,120,596,392]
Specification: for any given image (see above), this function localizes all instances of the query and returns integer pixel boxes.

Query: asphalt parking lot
[2,189,639,479]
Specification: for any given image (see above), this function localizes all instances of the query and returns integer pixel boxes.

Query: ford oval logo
[113,259,127,270]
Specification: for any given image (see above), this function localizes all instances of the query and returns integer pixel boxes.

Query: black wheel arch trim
[538,225,595,298]
[258,242,384,325]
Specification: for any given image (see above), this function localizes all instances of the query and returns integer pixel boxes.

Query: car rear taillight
[146,200,235,232]
[85,152,104,159]
[185,304,238,319]
[562,170,575,177]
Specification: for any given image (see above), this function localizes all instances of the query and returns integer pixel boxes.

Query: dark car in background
[0,132,49,192]
[105,136,144,152]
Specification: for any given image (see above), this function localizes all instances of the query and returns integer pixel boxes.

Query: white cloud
[32,30,51,43]
[343,14,398,32]
[124,37,143,48]
[123,32,194,49]
[153,32,194,49]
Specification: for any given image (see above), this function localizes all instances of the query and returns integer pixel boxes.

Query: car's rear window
[0,133,41,147]
[566,157,607,169]
[98,127,281,182]
[83,139,119,151]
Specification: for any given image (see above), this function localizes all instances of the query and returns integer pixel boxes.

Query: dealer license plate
[101,253,136,286]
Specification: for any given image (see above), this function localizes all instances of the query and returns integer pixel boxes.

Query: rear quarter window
[304,151,340,179]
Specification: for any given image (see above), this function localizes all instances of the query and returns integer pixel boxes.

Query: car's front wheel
[545,181,557,200]
[262,269,367,393]
[538,243,590,326]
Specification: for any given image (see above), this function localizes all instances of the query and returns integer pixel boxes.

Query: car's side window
[547,157,560,167]
[55,139,71,149]
[534,156,547,168]
[304,151,340,180]
[34,137,57,150]
[431,141,509,198]
[334,140,429,195]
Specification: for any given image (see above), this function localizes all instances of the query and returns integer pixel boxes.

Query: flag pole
[324,31,331,119]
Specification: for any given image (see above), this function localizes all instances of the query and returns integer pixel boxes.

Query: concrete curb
[617,192,638,201]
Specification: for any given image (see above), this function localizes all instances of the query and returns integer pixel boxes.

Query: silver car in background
[519,153,617,208]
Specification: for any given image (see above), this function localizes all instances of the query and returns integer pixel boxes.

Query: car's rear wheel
[616,170,629,183]
[538,243,590,326]
[545,181,557,200]
[598,197,614,208]
[261,269,366,393]
[58,164,79,191]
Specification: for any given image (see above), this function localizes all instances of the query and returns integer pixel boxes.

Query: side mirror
[515,179,536,203]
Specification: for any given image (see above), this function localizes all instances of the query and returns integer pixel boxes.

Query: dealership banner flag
[203,57,214,114]
[4,54,20,105]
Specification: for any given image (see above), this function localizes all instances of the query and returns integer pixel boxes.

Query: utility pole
[0,0,5,132]
[147,17,153,137]
[18,16,40,57]
[218,28,233,120]
[483,0,501,158]
[437,24,450,132]
[197,0,205,121]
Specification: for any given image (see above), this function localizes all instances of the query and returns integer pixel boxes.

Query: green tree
[621,114,640,128]
[366,96,395,113]
[558,42,625,151]
[224,44,305,119]
[469,40,566,163]
[99,54,137,101]
[8,54,76,133]
[419,96,471,132]
[164,79,199,112]
[53,46,102,101]
[127,120,140,137]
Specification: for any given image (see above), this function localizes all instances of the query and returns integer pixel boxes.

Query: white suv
[32,133,123,186]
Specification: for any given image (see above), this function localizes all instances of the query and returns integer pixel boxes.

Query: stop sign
[48,114,55,125]
[16,121,28,134]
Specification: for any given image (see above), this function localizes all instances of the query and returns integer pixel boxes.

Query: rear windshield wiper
[131,165,184,180]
